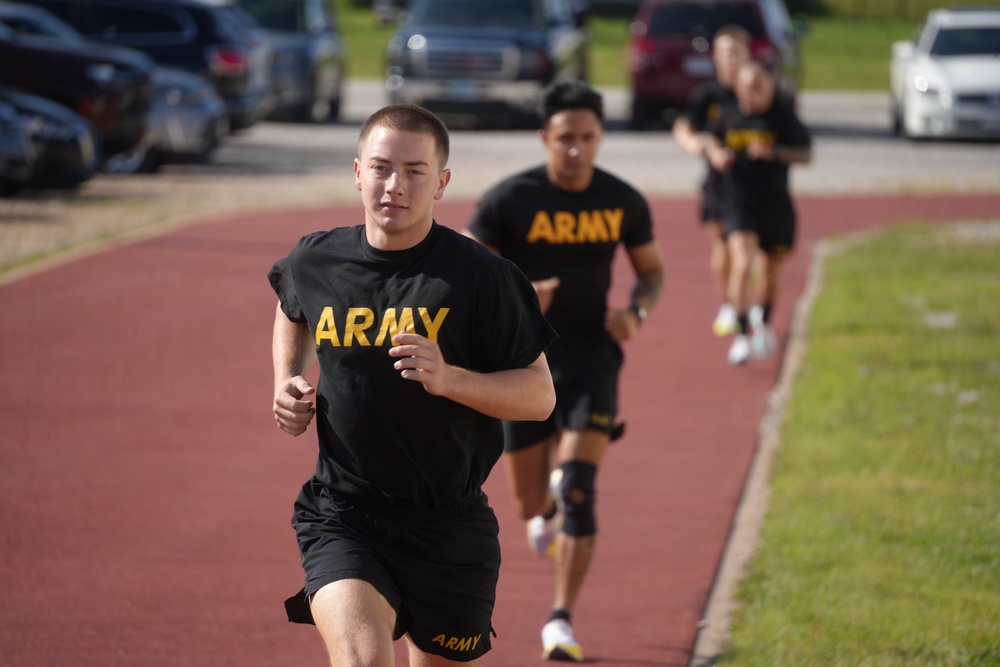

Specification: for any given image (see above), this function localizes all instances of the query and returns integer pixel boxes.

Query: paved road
[173,79,1000,199]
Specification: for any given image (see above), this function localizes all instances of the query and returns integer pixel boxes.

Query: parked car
[236,0,347,122]
[141,65,229,171]
[0,85,99,190]
[0,2,228,172]
[384,0,589,128]
[0,10,154,163]
[626,0,803,128]
[20,0,277,130]
[0,94,37,193]
[890,6,1000,140]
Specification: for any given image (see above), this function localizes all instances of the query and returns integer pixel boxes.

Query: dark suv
[626,0,803,128]
[385,0,588,128]
[20,0,275,129]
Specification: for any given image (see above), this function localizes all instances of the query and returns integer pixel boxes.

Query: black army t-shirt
[467,166,654,340]
[682,81,737,188]
[268,222,556,509]
[713,96,812,208]
[682,81,735,134]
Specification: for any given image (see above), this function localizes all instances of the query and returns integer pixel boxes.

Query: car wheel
[898,99,918,140]
[328,92,341,122]
[890,99,903,136]
[297,74,331,123]
[629,95,656,131]
[103,143,154,175]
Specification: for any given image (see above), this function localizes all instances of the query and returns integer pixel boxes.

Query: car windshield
[930,26,1000,56]
[239,0,308,33]
[647,3,765,38]
[406,0,545,27]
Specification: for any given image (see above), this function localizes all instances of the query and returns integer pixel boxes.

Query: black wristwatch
[629,304,647,324]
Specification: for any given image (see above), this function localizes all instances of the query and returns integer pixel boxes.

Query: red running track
[1,193,998,666]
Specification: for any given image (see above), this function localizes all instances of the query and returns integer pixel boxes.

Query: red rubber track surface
[1,194,997,666]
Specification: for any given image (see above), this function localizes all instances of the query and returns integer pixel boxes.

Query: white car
[890,7,1000,139]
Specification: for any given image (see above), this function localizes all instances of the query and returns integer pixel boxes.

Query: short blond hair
[359,104,450,168]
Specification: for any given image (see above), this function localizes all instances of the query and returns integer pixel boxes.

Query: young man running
[269,104,558,666]
[464,80,665,661]
[672,25,752,337]
[703,61,812,365]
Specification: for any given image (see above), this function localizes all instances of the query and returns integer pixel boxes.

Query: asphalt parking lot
[2,79,998,275]
[197,79,1000,199]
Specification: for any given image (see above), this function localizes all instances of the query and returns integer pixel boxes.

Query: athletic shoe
[712,303,738,336]
[728,335,751,366]
[528,468,565,557]
[751,322,776,359]
[527,512,561,557]
[541,619,583,662]
[749,306,776,359]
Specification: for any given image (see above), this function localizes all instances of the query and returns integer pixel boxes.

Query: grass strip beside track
[720,222,1000,666]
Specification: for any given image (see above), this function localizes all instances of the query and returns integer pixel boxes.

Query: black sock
[549,608,571,624]
[762,302,773,323]
[541,500,558,521]
[737,313,749,335]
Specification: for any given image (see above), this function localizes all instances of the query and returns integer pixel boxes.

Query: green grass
[816,0,999,20]
[799,17,917,90]
[719,223,1000,666]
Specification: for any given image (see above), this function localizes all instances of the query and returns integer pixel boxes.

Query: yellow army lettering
[314,307,450,346]
[431,633,482,652]
[725,128,776,151]
[526,209,624,244]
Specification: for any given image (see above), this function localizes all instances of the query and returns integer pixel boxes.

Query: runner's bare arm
[389,332,555,421]
[606,240,666,342]
[672,116,712,157]
[272,302,317,436]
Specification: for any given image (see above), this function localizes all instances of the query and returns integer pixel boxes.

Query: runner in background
[703,61,812,365]
[465,80,665,662]
[672,25,752,338]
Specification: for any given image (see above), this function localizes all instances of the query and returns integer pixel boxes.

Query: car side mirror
[892,41,915,60]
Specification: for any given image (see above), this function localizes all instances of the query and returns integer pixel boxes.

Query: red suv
[626,0,804,128]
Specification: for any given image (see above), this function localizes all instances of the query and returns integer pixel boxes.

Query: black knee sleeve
[557,460,597,537]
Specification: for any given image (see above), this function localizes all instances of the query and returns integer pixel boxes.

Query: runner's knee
[557,460,597,537]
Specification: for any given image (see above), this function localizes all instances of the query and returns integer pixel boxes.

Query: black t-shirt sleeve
[622,189,655,249]
[475,255,558,372]
[467,184,511,249]
[267,236,314,324]
[777,103,812,149]
[681,83,712,128]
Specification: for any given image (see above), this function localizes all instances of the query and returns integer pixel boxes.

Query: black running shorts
[700,171,726,223]
[287,477,501,661]
[724,196,796,256]
[503,336,623,451]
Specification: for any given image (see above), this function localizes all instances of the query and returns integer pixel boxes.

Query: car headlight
[385,35,408,68]
[913,75,952,109]
[86,63,117,84]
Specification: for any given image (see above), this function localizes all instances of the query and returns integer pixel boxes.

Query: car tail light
[750,38,779,68]
[207,46,248,76]
[627,36,654,72]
